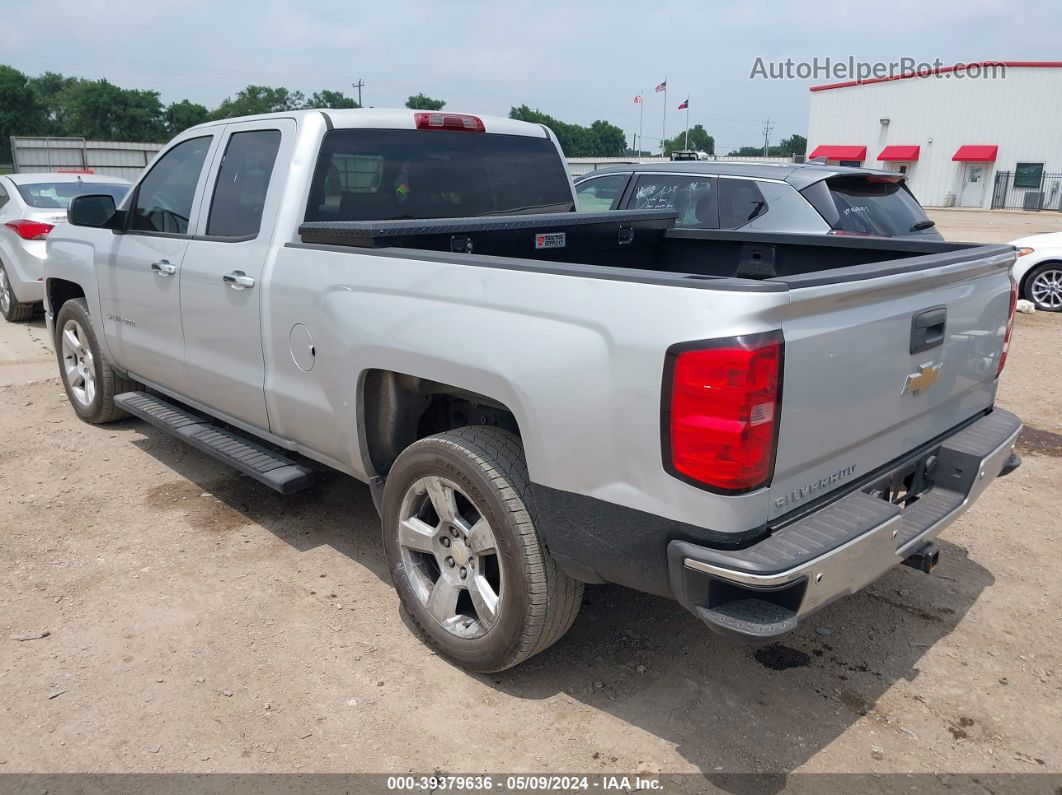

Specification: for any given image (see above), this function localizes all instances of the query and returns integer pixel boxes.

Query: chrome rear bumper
[668,408,1022,639]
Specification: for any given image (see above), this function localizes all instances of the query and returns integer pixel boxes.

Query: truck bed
[297,209,1012,285]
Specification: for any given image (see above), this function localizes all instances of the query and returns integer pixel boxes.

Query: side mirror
[68,194,123,230]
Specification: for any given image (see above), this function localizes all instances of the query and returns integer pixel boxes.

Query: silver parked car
[574,161,944,240]
[0,173,129,322]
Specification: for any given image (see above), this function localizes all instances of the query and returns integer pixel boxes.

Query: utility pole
[762,118,774,158]
[352,79,365,107]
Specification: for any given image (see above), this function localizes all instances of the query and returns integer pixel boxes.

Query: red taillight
[5,219,54,240]
[413,112,486,132]
[865,174,903,184]
[998,278,1018,377]
[663,333,783,493]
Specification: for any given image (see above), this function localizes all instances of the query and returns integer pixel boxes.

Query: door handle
[910,306,947,354]
[151,260,177,276]
[223,270,256,290]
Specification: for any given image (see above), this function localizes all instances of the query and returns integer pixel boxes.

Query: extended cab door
[97,134,219,392]
[178,119,294,431]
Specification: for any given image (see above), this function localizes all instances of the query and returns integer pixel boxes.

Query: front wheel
[1025,262,1062,312]
[55,298,140,423]
[381,427,583,672]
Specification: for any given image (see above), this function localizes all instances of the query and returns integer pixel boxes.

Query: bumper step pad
[115,392,314,494]
[695,599,798,640]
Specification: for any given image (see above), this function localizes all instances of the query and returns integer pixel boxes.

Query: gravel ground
[0,210,1059,779]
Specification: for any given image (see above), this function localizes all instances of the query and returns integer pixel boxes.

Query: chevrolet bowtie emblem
[902,362,942,396]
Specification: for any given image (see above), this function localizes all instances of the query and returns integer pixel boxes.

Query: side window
[0,184,8,210]
[630,174,716,227]
[206,130,282,238]
[130,137,212,235]
[717,179,768,229]
[575,174,628,212]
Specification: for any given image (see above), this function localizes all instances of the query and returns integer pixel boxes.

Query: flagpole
[684,96,690,151]
[662,80,668,155]
[638,93,644,156]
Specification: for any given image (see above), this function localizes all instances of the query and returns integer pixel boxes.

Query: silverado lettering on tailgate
[774,464,857,510]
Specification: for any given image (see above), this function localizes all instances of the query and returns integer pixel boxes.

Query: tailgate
[768,246,1015,520]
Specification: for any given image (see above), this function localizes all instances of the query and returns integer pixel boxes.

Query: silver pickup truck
[44,109,1022,672]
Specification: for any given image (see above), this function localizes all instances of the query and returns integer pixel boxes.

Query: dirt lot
[0,209,1059,781]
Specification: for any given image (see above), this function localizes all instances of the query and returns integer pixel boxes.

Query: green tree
[663,124,714,156]
[727,145,764,157]
[777,133,806,156]
[27,71,76,135]
[405,93,446,110]
[213,85,306,119]
[589,120,627,157]
[58,79,166,141]
[0,66,45,161]
[164,99,210,136]
[508,106,628,157]
[727,135,805,158]
[306,89,359,109]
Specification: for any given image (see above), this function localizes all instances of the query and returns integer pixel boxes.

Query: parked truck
[44,109,1022,672]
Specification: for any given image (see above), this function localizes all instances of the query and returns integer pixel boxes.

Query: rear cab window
[304,129,573,221]
[801,175,935,237]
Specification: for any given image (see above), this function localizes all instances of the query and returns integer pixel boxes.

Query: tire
[1023,262,1062,312]
[0,261,34,322]
[381,427,583,672]
[54,298,140,423]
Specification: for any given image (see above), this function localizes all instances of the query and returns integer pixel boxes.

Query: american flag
[633,95,642,104]
[655,79,667,93]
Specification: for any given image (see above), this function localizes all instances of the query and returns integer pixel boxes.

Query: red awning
[953,145,998,162]
[809,145,867,161]
[878,145,920,161]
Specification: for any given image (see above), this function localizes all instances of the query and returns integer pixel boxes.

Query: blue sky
[3,0,1060,152]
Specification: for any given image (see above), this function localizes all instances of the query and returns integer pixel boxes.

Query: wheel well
[46,279,86,316]
[361,370,521,477]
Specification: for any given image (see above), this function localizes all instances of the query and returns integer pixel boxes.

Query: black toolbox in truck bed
[298,209,677,260]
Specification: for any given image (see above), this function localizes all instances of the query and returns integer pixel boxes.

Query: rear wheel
[0,261,34,322]
[55,298,140,423]
[381,427,583,672]
[1025,262,1062,312]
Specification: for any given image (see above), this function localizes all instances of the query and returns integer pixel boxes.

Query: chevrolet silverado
[44,109,1021,671]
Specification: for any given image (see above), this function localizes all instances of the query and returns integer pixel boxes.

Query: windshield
[16,181,129,210]
[304,129,573,222]
[804,176,935,237]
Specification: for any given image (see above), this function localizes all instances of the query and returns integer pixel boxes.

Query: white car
[1011,231,1062,312]
[0,173,129,322]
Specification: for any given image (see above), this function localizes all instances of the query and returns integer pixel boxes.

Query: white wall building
[806,62,1062,210]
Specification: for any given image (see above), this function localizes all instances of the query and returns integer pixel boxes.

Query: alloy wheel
[396,475,502,639]
[61,319,96,407]
[1031,268,1062,310]
[0,265,10,314]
